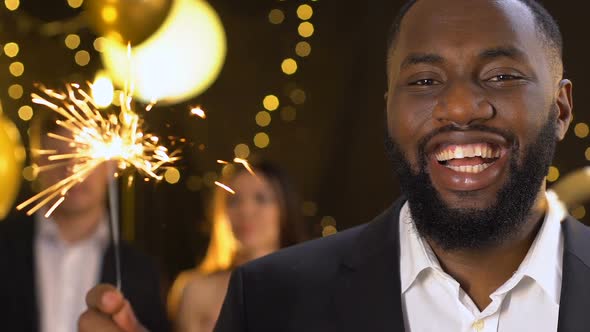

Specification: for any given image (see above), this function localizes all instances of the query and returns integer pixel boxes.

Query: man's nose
[432,82,494,127]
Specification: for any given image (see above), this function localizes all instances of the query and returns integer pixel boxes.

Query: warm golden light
[17,83,180,216]
[4,42,19,58]
[321,216,336,227]
[75,50,91,66]
[94,37,106,53]
[295,41,311,57]
[280,106,296,122]
[164,167,181,184]
[234,143,250,159]
[22,165,38,181]
[574,123,589,138]
[102,6,118,24]
[4,0,19,11]
[17,105,33,121]
[255,111,271,127]
[572,206,586,220]
[215,181,235,194]
[67,0,83,8]
[586,147,590,161]
[8,84,23,99]
[281,58,298,75]
[322,225,337,237]
[547,166,560,182]
[9,62,24,77]
[190,106,206,119]
[101,0,227,104]
[91,72,115,108]
[253,132,270,148]
[65,34,81,50]
[297,4,313,20]
[298,22,314,38]
[263,95,279,111]
[268,9,285,24]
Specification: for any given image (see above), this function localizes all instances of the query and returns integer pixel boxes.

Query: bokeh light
[295,41,311,57]
[91,72,115,108]
[586,147,590,161]
[281,58,298,75]
[164,168,181,184]
[253,132,270,148]
[298,22,314,38]
[22,165,37,181]
[289,88,306,104]
[263,95,279,111]
[65,34,81,50]
[255,111,271,127]
[94,37,106,53]
[322,225,338,237]
[101,0,227,104]
[572,206,587,220]
[302,201,317,216]
[4,42,19,58]
[17,105,33,121]
[75,50,91,66]
[9,62,24,77]
[8,84,23,99]
[321,216,336,227]
[234,143,250,159]
[4,0,19,11]
[67,0,83,9]
[574,123,589,138]
[297,4,313,20]
[547,166,560,182]
[268,9,285,24]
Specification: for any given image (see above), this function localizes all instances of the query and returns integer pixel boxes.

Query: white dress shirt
[400,191,566,332]
[35,214,109,332]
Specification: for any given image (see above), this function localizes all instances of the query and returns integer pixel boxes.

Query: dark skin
[77,0,575,330]
[387,0,573,310]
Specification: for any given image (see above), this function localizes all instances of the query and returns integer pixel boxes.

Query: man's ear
[554,79,573,141]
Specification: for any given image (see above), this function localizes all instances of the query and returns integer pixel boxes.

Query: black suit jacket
[214,198,590,332]
[0,214,169,332]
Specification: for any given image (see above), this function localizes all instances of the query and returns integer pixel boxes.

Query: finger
[86,284,125,315]
[112,299,145,332]
[78,309,124,332]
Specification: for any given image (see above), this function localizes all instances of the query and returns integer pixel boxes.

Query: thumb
[112,299,146,332]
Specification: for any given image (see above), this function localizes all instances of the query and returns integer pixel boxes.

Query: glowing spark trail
[16,83,181,217]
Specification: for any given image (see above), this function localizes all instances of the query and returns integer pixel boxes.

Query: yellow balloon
[101,0,226,104]
[85,0,173,45]
[0,116,25,220]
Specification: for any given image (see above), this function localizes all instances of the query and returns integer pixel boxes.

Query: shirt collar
[399,191,565,303]
[35,212,110,250]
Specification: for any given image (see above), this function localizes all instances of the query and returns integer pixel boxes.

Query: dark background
[1,0,588,289]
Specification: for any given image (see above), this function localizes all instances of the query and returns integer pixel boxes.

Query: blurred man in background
[0,112,169,332]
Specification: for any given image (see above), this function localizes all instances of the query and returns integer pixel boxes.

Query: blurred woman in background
[168,160,307,332]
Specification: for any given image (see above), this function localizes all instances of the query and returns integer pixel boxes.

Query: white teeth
[446,162,493,173]
[435,143,500,161]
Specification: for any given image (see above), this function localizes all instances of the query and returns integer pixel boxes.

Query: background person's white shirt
[35,214,109,332]
[400,192,565,332]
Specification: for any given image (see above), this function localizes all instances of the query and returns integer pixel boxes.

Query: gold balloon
[85,0,173,45]
[0,115,25,220]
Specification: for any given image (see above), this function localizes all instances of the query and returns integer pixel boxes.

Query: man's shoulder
[243,221,369,277]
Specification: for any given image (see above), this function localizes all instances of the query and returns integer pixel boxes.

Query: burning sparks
[17,83,180,216]
[190,106,206,119]
[215,181,235,194]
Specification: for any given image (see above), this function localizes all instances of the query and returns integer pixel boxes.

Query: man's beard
[385,116,558,251]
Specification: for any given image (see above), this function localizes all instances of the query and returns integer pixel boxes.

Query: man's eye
[488,74,522,82]
[410,79,438,86]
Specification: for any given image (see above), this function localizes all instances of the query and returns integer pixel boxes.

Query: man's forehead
[392,0,538,62]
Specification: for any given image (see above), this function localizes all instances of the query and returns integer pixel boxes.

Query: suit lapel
[331,199,406,332]
[557,217,590,331]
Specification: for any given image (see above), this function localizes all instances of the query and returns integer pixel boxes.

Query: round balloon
[100,0,226,104]
[85,0,173,45]
[0,116,25,220]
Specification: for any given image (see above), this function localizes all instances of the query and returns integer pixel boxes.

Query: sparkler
[16,75,180,290]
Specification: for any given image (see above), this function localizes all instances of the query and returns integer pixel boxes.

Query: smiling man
[79,0,588,331]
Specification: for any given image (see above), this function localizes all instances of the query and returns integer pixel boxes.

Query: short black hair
[386,0,563,72]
